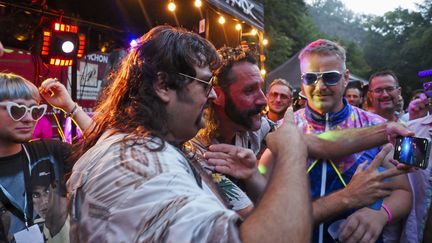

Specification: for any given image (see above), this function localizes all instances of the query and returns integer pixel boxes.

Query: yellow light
[260,68,266,76]
[168,2,176,12]
[194,0,202,7]
[235,23,242,31]
[251,29,257,35]
[263,38,269,46]
[218,16,226,25]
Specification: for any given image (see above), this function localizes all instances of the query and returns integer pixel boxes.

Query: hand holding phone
[394,136,431,169]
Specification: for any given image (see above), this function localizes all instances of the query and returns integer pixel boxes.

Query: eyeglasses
[178,72,214,97]
[369,86,399,95]
[0,101,47,121]
[301,70,343,86]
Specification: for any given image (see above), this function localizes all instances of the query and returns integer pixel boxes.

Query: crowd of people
[0,25,431,242]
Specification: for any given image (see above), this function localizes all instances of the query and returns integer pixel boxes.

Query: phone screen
[394,136,431,169]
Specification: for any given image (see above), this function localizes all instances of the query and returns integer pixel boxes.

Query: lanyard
[0,145,34,228]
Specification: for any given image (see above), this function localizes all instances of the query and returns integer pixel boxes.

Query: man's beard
[224,94,265,130]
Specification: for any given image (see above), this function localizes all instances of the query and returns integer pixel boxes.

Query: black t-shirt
[0,139,71,238]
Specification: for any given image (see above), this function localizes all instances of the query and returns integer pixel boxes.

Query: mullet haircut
[77,25,221,156]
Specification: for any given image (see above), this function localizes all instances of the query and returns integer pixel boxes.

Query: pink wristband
[381,203,393,224]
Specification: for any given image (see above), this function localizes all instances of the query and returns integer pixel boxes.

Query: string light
[235,23,242,31]
[218,16,226,24]
[194,0,202,8]
[168,1,176,12]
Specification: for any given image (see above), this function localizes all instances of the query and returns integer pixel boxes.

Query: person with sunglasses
[0,73,91,242]
[66,25,313,242]
[189,43,412,232]
[290,39,412,243]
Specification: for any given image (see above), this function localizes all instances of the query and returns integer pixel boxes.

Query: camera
[394,136,431,169]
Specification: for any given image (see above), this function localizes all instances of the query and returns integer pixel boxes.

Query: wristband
[65,103,79,118]
[381,203,393,224]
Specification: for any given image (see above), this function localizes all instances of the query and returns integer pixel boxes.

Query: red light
[42,22,84,66]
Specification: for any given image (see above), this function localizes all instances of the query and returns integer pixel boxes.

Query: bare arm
[39,78,94,133]
[259,122,413,179]
[240,108,312,243]
[306,122,413,159]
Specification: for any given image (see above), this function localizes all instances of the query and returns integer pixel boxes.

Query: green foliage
[262,0,432,102]
[261,0,319,70]
[362,5,432,99]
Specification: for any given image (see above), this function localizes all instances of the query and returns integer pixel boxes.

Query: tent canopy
[264,52,367,92]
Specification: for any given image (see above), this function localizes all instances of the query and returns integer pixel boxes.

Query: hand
[265,107,307,160]
[204,144,257,180]
[338,207,387,243]
[408,93,429,120]
[342,144,407,209]
[385,122,414,144]
[39,78,75,113]
[388,158,417,172]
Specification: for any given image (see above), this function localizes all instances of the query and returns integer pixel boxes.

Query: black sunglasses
[301,70,343,86]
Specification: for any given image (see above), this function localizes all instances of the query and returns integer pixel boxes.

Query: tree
[261,0,319,70]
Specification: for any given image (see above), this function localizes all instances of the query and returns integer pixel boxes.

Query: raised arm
[39,78,94,133]
[306,122,413,159]
[240,108,311,243]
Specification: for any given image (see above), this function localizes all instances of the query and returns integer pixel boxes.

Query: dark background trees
[262,0,432,102]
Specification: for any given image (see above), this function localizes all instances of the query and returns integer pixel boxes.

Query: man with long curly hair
[66,25,313,242]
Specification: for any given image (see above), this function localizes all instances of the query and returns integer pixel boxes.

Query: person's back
[69,132,241,242]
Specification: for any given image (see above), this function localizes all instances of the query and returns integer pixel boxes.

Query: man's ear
[154,72,171,103]
[343,69,350,88]
[213,86,225,106]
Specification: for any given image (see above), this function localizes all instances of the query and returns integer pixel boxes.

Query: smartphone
[394,136,431,169]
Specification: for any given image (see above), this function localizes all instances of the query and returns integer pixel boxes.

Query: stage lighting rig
[40,21,85,66]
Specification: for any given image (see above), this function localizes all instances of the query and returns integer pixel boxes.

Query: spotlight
[235,23,242,31]
[40,22,85,66]
[260,68,266,76]
[262,38,269,46]
[62,41,74,53]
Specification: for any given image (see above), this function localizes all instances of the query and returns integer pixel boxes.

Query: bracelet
[381,203,393,224]
[65,103,79,118]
